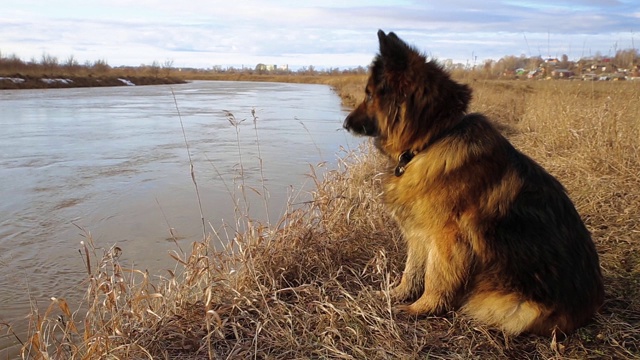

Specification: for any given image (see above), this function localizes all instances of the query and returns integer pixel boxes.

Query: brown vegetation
[0,54,185,89]
[15,76,640,359]
[0,75,186,90]
[0,51,369,90]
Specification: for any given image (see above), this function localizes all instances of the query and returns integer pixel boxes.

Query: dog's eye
[366,93,373,103]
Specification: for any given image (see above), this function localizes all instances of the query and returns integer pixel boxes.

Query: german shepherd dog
[343,30,604,336]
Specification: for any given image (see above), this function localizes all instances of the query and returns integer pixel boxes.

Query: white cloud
[0,0,636,68]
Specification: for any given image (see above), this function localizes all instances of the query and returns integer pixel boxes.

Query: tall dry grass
[19,78,640,359]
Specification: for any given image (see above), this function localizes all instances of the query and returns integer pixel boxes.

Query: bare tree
[41,53,59,74]
[64,55,80,75]
[92,59,111,75]
[162,59,174,77]
[149,60,161,78]
[614,49,639,68]
[560,54,570,68]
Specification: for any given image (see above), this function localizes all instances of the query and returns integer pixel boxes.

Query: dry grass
[20,77,640,359]
[0,75,185,90]
[0,53,365,90]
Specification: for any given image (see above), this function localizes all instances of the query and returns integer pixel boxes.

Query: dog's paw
[392,304,411,314]
[385,285,413,302]
[392,303,427,317]
[393,297,441,316]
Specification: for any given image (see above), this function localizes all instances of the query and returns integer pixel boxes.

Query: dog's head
[344,30,472,157]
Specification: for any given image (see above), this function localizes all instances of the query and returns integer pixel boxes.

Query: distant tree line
[445,48,640,80]
[0,51,177,78]
[2,48,638,80]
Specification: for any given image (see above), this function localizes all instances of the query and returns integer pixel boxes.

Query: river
[0,80,360,356]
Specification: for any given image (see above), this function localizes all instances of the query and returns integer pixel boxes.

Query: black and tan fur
[343,30,604,336]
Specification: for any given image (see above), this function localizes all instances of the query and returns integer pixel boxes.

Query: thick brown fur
[343,30,604,336]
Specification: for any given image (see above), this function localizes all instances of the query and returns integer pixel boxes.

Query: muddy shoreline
[0,75,186,90]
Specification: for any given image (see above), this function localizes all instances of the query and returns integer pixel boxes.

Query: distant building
[551,69,574,79]
[255,63,282,72]
[255,63,268,72]
[590,62,617,73]
[527,69,541,79]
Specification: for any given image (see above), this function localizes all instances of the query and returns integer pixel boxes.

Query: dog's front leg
[387,236,429,302]
[396,231,470,315]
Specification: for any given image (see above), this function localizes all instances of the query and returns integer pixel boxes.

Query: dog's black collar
[395,150,416,177]
[393,121,462,177]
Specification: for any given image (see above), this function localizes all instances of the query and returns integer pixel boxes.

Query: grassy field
[18,77,640,359]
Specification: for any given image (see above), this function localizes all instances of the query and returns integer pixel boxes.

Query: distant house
[589,62,617,73]
[504,68,527,78]
[527,69,541,79]
[255,63,288,72]
[255,63,278,72]
[551,69,574,79]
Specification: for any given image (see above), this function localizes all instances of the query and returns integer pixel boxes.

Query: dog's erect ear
[377,29,411,72]
[377,29,387,43]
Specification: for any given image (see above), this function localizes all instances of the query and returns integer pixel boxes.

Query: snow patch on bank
[0,77,26,83]
[40,78,74,84]
[118,78,136,86]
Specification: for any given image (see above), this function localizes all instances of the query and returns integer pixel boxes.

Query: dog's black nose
[343,116,351,131]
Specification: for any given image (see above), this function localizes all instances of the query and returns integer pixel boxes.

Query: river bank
[0,75,186,90]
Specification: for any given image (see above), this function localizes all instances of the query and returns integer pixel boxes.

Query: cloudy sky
[1,0,638,69]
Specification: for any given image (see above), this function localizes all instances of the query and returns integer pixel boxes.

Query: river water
[0,80,360,356]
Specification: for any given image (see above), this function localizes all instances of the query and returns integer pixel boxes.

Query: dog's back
[454,115,604,335]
